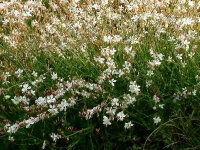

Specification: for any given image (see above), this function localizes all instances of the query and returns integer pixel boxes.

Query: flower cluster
[0,0,200,149]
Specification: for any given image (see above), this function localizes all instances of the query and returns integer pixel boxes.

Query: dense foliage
[0,0,200,149]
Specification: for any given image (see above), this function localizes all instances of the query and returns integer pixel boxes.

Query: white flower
[21,84,31,93]
[21,96,29,105]
[11,95,29,105]
[4,72,11,77]
[92,4,100,10]
[188,1,194,7]
[124,121,133,129]
[94,57,105,64]
[32,71,38,77]
[118,69,124,77]
[153,95,160,103]
[51,72,58,80]
[15,69,23,77]
[30,90,35,96]
[11,96,21,105]
[4,95,10,99]
[7,123,19,134]
[153,116,161,124]
[120,0,125,3]
[42,140,46,149]
[103,116,111,126]
[146,80,152,87]
[46,95,56,103]
[123,94,136,105]
[35,97,46,106]
[157,53,164,60]
[73,21,82,29]
[113,35,122,42]
[123,61,131,70]
[50,133,61,142]
[192,90,197,96]
[48,105,59,115]
[103,35,112,43]
[152,59,161,66]
[111,98,119,107]
[129,81,140,95]
[147,70,154,76]
[168,56,172,62]
[159,104,164,109]
[106,107,116,116]
[117,111,126,121]
[9,136,14,141]
[58,99,69,111]
[101,0,108,5]
[176,54,182,60]
[31,81,36,86]
[109,79,116,86]
[25,117,35,128]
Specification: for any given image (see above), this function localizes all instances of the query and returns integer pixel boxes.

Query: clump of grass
[0,0,200,149]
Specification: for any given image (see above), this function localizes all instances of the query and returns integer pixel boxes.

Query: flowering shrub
[0,0,200,149]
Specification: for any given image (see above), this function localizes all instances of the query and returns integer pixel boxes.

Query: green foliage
[0,1,200,149]
[1,37,200,149]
